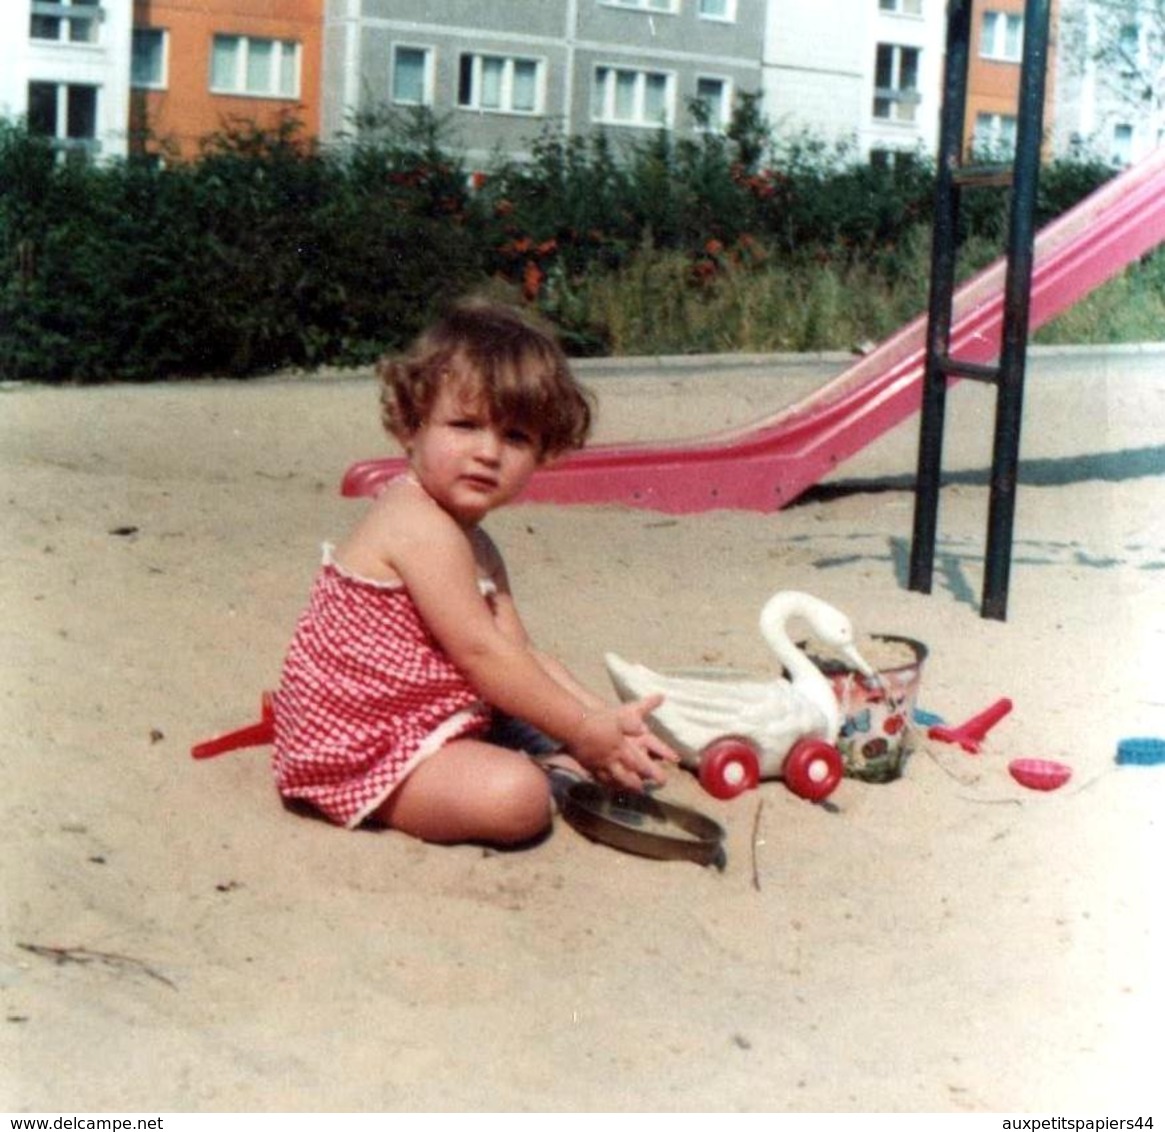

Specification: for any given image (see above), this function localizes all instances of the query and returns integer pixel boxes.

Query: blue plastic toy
[1115,738,1165,766]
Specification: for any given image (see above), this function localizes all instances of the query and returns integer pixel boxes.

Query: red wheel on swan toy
[782,738,843,802]
[698,737,761,800]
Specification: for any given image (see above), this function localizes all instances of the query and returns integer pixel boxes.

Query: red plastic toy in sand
[697,735,843,803]
[927,697,1013,754]
[1008,758,1072,791]
[191,692,275,759]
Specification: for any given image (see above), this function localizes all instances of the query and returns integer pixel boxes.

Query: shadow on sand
[798,444,1165,504]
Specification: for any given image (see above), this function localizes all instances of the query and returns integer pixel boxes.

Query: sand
[1,346,1162,1113]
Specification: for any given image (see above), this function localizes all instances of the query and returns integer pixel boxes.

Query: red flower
[522,260,543,301]
[690,259,717,284]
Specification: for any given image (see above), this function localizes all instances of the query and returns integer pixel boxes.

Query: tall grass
[566,236,936,355]
[1035,252,1165,344]
[571,230,1164,357]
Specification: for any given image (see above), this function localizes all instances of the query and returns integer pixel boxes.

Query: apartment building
[762,0,946,161]
[1,1,1153,170]
[0,0,133,159]
[1053,0,1164,166]
[320,0,768,162]
[129,0,323,159]
[965,0,1028,157]
[0,1,323,162]
[960,0,1060,162]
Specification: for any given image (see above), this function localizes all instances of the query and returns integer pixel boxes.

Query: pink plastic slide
[342,148,1165,513]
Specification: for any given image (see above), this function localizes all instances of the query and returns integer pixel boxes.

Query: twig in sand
[750,797,765,892]
[17,942,177,990]
[925,746,974,784]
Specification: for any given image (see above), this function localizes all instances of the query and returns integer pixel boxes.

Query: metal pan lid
[561,781,726,868]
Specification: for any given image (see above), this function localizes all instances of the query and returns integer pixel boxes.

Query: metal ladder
[908,0,1052,621]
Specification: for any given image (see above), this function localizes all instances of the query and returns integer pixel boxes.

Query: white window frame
[980,10,1024,62]
[1117,23,1141,78]
[872,43,921,123]
[973,111,1017,157]
[870,147,917,171]
[1111,123,1133,166]
[592,65,675,128]
[131,27,168,90]
[29,0,102,45]
[602,0,678,13]
[391,44,434,106]
[26,80,101,151]
[879,0,923,14]
[698,0,737,21]
[457,53,545,115]
[210,35,301,100]
[694,75,732,131]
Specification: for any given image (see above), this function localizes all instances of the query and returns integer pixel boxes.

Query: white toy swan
[605,591,877,802]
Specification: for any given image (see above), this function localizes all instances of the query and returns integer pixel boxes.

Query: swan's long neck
[759,593,842,738]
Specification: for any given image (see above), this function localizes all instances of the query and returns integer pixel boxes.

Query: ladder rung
[951,162,1013,188]
[937,355,1000,383]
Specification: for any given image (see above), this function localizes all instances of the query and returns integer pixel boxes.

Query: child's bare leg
[375,739,552,845]
[485,712,590,799]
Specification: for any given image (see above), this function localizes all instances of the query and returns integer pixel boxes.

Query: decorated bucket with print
[820,635,928,783]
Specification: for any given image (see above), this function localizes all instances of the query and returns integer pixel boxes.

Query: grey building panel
[322,18,355,138]
[580,1,764,63]
[353,23,569,155]
[581,4,699,51]
[571,43,759,132]
[326,0,766,158]
[359,0,570,39]
[358,25,396,111]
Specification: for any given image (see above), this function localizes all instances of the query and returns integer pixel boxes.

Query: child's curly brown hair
[378,299,593,460]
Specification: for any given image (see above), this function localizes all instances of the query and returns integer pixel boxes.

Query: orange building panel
[131,0,322,159]
[964,0,1057,160]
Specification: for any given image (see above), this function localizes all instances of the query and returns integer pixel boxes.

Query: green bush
[0,108,1147,383]
[0,113,487,380]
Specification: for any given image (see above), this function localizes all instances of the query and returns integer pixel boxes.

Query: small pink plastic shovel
[927,697,1013,754]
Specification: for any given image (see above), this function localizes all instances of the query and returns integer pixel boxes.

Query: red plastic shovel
[927,697,1013,754]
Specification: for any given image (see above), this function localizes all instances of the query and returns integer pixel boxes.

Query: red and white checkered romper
[272,547,491,828]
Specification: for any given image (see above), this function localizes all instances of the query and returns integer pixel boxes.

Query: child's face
[405,377,541,526]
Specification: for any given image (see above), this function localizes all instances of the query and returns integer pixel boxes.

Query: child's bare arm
[385,501,668,788]
[478,533,678,767]
[519,632,677,766]
[476,539,606,707]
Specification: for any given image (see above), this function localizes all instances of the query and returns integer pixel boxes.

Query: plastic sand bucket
[820,635,928,783]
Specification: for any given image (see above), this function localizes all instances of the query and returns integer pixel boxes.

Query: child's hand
[637,720,679,766]
[571,694,679,792]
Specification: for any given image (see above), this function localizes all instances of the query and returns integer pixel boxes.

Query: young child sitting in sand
[273,299,676,844]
